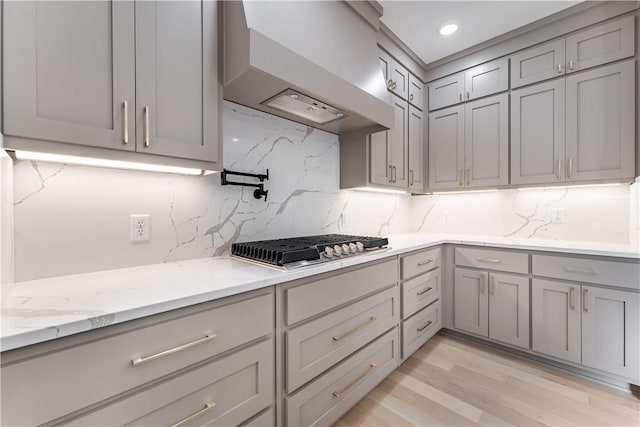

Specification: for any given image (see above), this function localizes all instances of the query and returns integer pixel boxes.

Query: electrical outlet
[551,208,565,224]
[130,214,150,242]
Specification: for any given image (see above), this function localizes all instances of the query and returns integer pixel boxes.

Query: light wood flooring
[335,334,640,426]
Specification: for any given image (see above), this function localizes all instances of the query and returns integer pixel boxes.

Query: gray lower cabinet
[510,39,566,88]
[428,105,464,190]
[408,105,424,192]
[454,268,489,336]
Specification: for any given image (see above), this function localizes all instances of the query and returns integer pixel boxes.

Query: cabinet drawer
[532,254,640,290]
[401,247,441,280]
[402,300,441,359]
[455,247,528,274]
[464,57,509,100]
[286,287,399,393]
[402,269,441,319]
[67,339,274,427]
[285,258,398,325]
[286,327,398,427]
[1,292,273,426]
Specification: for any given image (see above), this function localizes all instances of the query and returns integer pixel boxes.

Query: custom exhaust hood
[223,1,393,135]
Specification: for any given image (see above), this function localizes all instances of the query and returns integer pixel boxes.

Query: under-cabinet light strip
[517,183,623,191]
[352,187,407,195]
[11,150,216,176]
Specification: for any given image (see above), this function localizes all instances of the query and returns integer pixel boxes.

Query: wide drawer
[402,300,441,360]
[285,258,398,325]
[286,286,399,392]
[1,292,274,426]
[286,327,398,427]
[533,254,640,290]
[401,247,441,280]
[455,247,528,274]
[67,339,274,427]
[240,407,274,426]
[402,268,441,319]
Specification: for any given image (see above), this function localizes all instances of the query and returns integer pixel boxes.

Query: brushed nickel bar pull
[410,169,414,186]
[556,159,562,179]
[144,105,150,147]
[479,275,485,293]
[458,169,463,186]
[392,165,397,183]
[459,93,463,102]
[171,402,216,427]
[477,257,501,263]
[417,320,433,332]
[332,316,376,341]
[466,168,470,185]
[557,63,562,73]
[416,287,433,296]
[332,363,377,398]
[410,94,414,101]
[564,266,598,275]
[417,259,433,266]
[490,276,495,296]
[569,60,574,71]
[583,288,589,312]
[567,157,573,179]
[123,101,129,144]
[466,91,470,100]
[569,287,575,310]
[131,333,216,366]
[388,165,393,183]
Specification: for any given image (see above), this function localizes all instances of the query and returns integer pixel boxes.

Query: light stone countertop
[1,233,638,352]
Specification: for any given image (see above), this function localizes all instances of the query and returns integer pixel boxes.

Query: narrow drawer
[286,287,399,392]
[402,301,441,360]
[67,339,274,427]
[533,254,640,290]
[402,269,441,319]
[401,247,441,280]
[455,247,528,274]
[286,327,398,427]
[285,258,398,325]
[1,292,273,427]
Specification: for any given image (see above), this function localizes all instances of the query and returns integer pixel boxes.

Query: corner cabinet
[2,0,221,168]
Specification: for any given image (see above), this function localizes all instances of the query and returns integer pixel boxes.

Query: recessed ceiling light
[438,23,458,36]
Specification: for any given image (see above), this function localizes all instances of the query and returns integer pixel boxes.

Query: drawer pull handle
[416,287,433,296]
[332,362,378,398]
[563,266,598,275]
[144,105,150,147]
[417,320,433,332]
[583,288,589,312]
[332,316,376,341]
[171,402,216,427]
[123,101,129,144]
[131,333,216,366]
[477,258,501,263]
[569,287,576,310]
[417,259,433,266]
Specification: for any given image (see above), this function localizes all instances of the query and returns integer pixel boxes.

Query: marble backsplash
[7,101,635,281]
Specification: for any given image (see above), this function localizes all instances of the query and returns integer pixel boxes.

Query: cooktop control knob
[333,245,343,256]
[349,243,357,252]
[342,244,350,254]
[324,246,334,257]
[356,242,364,252]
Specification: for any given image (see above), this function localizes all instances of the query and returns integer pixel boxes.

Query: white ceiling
[380,1,582,65]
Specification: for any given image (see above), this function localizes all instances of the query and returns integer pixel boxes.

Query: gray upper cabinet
[2,1,136,151]
[135,1,219,162]
[389,94,409,188]
[408,74,424,110]
[428,105,464,190]
[464,58,509,101]
[380,49,408,100]
[565,15,635,74]
[408,106,424,192]
[510,39,566,88]
[368,131,392,186]
[565,60,635,182]
[511,79,566,185]
[428,72,464,111]
[464,93,509,188]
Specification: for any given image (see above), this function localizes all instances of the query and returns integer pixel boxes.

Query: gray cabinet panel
[408,74,424,110]
[566,15,635,73]
[565,60,635,181]
[510,39,566,88]
[379,50,392,85]
[389,58,409,100]
[408,106,424,192]
[368,130,391,186]
[428,105,464,190]
[464,58,509,101]
[511,79,565,185]
[135,1,219,161]
[389,94,409,188]
[489,273,529,349]
[428,72,464,111]
[532,279,581,364]
[2,1,135,150]
[454,268,489,337]
[464,93,509,188]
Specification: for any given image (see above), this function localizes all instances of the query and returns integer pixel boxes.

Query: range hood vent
[223,1,393,135]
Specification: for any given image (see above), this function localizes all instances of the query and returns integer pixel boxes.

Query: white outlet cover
[551,208,565,224]
[130,214,150,242]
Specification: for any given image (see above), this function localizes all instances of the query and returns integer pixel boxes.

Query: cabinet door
[511,79,565,185]
[2,1,135,151]
[379,50,392,89]
[566,15,635,73]
[408,106,424,192]
[389,94,409,188]
[565,60,635,181]
[408,74,424,110]
[428,72,464,111]
[489,273,530,349]
[582,286,639,381]
[510,39,566,88]
[428,105,464,190]
[464,58,509,101]
[532,279,581,364]
[368,131,392,186]
[454,268,489,337]
[389,58,409,100]
[135,1,219,161]
[464,93,509,188]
